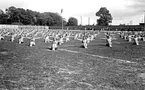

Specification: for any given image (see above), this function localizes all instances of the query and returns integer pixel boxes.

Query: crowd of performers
[0,27,145,50]
[0,28,100,50]
[105,31,145,47]
[119,31,145,45]
[48,31,99,50]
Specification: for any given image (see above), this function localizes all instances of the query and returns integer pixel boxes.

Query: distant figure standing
[124,35,127,40]
[134,35,139,45]
[74,34,78,40]
[65,34,70,42]
[90,35,94,41]
[19,36,24,44]
[51,38,58,51]
[58,36,64,45]
[106,35,112,47]
[82,37,88,48]
[11,34,17,42]
[128,35,132,42]
[45,36,50,43]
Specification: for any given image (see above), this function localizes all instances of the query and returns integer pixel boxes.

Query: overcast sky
[0,0,145,25]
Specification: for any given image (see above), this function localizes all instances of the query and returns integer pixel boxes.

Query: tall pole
[61,9,63,30]
[62,17,63,30]
[80,16,82,25]
[130,20,132,25]
[88,17,90,25]
[144,11,145,24]
[144,11,145,31]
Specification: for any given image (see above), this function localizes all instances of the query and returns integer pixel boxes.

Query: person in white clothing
[11,34,17,42]
[45,36,50,43]
[58,36,64,45]
[30,39,36,47]
[83,39,88,48]
[19,36,24,44]
[0,34,4,40]
[128,35,132,42]
[90,35,94,41]
[74,34,78,40]
[124,35,127,40]
[82,36,89,48]
[134,35,139,45]
[143,37,145,41]
[51,38,58,50]
[65,34,70,42]
[106,35,112,47]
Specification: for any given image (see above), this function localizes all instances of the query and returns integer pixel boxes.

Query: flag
[61,9,63,14]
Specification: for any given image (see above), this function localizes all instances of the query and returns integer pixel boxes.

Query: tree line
[0,6,113,26]
[0,6,78,26]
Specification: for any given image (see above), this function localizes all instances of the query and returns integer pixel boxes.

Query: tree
[0,9,4,15]
[5,6,21,24]
[5,6,38,25]
[67,17,78,26]
[0,9,8,24]
[96,7,113,26]
[2,6,66,26]
[26,9,39,25]
[48,12,64,26]
[39,12,54,26]
[0,14,8,24]
[17,8,32,25]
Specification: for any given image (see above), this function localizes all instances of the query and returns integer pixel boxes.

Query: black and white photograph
[0,0,145,90]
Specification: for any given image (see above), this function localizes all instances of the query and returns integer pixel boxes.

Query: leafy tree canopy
[96,7,113,26]
[67,17,78,26]
[0,6,67,26]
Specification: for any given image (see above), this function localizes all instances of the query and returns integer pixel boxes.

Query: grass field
[0,32,145,90]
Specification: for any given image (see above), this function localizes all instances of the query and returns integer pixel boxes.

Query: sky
[0,0,145,25]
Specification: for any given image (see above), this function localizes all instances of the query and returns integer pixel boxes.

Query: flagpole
[61,9,63,30]
[62,17,63,30]
[88,17,90,25]
[80,16,82,25]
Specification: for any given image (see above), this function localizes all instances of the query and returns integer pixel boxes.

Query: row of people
[105,31,145,47]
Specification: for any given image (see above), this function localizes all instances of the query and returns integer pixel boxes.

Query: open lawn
[0,32,145,90]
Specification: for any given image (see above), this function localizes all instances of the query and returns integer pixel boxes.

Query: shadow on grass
[80,45,84,48]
